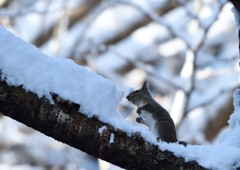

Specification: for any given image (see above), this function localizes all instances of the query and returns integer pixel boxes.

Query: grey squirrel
[127,81,178,143]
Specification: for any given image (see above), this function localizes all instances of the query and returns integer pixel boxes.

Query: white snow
[1,25,240,170]
[228,89,240,128]
[161,89,240,170]
[109,133,114,145]
[0,26,123,119]
[0,25,158,142]
[98,126,107,136]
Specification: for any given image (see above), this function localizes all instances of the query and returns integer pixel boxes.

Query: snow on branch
[0,75,204,169]
[0,26,123,119]
[0,25,240,170]
[0,26,204,169]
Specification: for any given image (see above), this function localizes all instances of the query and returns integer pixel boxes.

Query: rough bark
[0,76,205,170]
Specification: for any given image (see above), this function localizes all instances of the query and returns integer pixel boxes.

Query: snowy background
[0,0,240,169]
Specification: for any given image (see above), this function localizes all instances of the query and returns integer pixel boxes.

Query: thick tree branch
[0,76,204,170]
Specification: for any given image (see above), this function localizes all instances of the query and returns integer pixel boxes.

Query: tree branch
[0,75,204,170]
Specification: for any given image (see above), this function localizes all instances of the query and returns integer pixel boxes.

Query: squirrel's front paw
[136,117,144,123]
[137,108,142,114]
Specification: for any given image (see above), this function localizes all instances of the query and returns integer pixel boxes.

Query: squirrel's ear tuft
[142,81,148,91]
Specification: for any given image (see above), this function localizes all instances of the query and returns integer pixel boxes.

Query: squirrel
[127,81,178,143]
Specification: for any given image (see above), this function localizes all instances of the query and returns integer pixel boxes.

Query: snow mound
[0,26,124,118]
